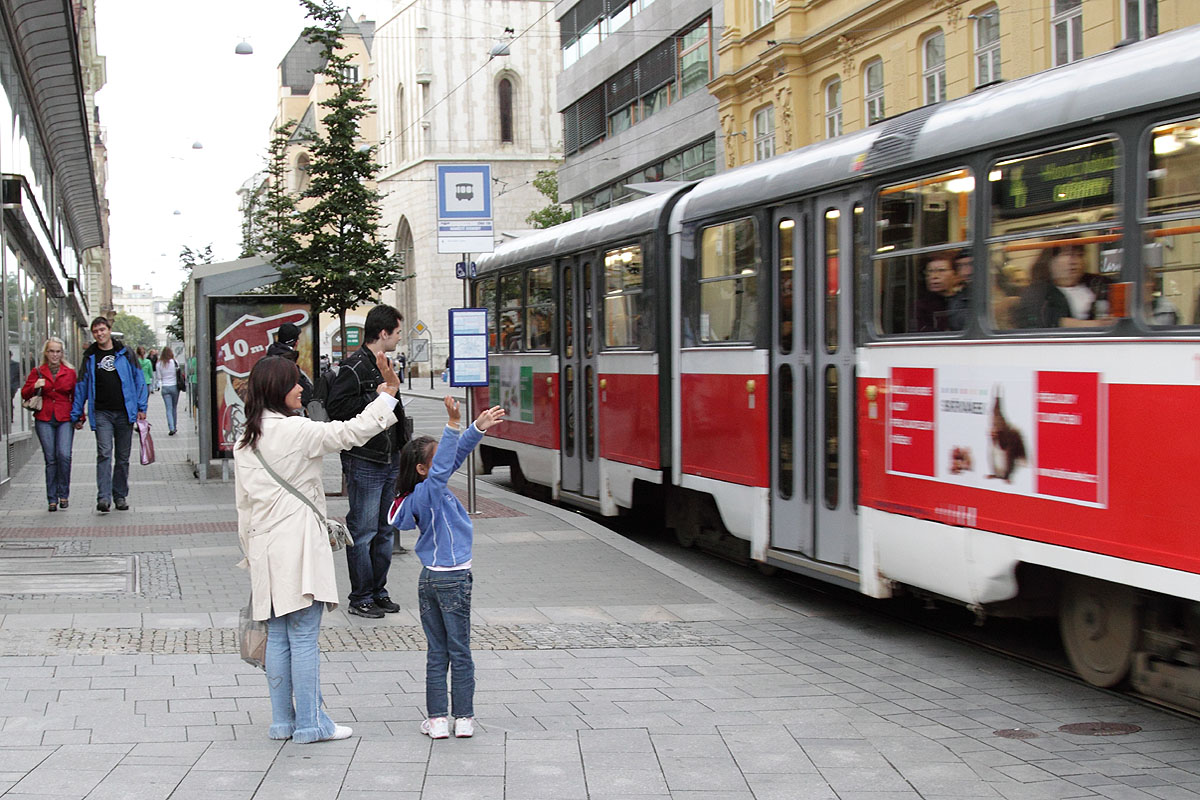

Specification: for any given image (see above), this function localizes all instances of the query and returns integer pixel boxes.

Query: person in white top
[155,346,181,435]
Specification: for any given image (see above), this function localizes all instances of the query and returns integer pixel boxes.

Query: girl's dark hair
[239,356,300,450]
[395,435,436,499]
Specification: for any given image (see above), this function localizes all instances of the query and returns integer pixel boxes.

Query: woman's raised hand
[474,405,507,431]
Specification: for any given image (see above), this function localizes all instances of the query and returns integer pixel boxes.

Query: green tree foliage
[110,313,157,350]
[525,168,571,229]
[242,122,299,259]
[166,245,214,343]
[272,0,405,339]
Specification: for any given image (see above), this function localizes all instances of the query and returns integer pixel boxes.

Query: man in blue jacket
[71,316,148,513]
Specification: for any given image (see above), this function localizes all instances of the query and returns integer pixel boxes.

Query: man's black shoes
[96,501,110,514]
[374,597,401,614]
[348,602,384,619]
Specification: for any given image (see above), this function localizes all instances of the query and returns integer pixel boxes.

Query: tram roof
[476,184,691,274]
[680,24,1200,224]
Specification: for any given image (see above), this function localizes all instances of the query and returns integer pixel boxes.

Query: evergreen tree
[166,245,214,342]
[272,0,405,341]
[525,168,571,229]
[243,121,299,259]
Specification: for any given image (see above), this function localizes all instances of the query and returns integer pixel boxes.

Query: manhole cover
[1058,722,1142,736]
[0,555,139,594]
[994,729,1040,739]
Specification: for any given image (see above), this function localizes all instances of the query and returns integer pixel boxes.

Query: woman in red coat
[21,338,77,512]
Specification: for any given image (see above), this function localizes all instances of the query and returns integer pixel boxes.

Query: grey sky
[95,0,393,299]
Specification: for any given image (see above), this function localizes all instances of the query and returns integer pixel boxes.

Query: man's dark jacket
[326,346,408,463]
[266,341,314,406]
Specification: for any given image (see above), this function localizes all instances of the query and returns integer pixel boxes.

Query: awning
[7,0,102,249]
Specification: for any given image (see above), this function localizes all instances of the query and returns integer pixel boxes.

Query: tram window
[824,209,840,353]
[604,244,643,348]
[990,139,1117,234]
[499,273,522,351]
[876,169,972,252]
[778,219,794,355]
[1142,221,1200,325]
[1148,118,1200,217]
[525,266,554,350]
[989,232,1118,329]
[698,218,759,343]
[874,249,970,335]
[474,276,497,351]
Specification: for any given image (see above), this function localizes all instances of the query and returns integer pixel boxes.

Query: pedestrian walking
[70,316,148,513]
[326,305,411,619]
[388,396,507,739]
[155,346,182,435]
[20,337,76,512]
[136,347,155,393]
[234,354,401,743]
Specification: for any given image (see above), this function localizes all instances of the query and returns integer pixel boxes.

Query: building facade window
[974,6,1001,86]
[864,59,885,125]
[923,31,947,105]
[342,65,360,83]
[571,138,716,217]
[754,0,773,29]
[395,84,405,162]
[1124,0,1158,41]
[824,79,842,139]
[753,105,775,161]
[678,18,712,99]
[1052,0,1083,65]
[498,78,514,143]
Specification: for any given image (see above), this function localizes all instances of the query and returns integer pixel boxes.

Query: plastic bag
[239,600,267,670]
[136,418,155,465]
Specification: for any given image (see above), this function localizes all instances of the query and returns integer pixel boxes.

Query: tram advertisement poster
[886,366,1105,506]
[209,297,315,458]
[489,363,534,423]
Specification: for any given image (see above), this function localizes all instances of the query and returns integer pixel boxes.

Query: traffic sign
[454,261,478,279]
[409,338,430,362]
[411,319,428,337]
[437,164,494,254]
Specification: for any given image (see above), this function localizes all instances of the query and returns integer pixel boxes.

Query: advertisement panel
[209,297,315,458]
[886,366,1105,507]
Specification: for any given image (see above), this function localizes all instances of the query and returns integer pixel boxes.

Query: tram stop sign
[409,338,430,363]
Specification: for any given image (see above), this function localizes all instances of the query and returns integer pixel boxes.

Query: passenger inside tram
[1014,241,1114,328]
[911,249,968,332]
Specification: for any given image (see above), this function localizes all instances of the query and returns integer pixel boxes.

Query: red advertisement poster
[210,298,314,457]
[1036,371,1103,503]
[887,368,935,476]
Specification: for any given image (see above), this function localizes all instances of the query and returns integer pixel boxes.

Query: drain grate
[994,729,1040,739]
[0,555,139,594]
[1058,722,1142,736]
[0,544,56,558]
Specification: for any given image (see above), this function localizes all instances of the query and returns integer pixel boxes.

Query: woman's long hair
[239,356,300,451]
[41,337,72,369]
[161,346,175,363]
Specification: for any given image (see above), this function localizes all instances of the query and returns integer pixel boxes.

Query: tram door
[770,207,812,554]
[771,196,860,568]
[558,255,600,499]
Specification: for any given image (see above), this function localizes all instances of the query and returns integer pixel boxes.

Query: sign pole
[462,252,477,515]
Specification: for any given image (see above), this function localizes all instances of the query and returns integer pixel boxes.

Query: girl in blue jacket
[387,396,505,739]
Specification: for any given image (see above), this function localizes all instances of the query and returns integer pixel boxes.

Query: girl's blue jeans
[265,601,336,743]
[418,567,474,718]
[34,419,73,504]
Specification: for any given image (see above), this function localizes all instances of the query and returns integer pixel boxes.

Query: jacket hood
[83,338,127,359]
[387,493,416,531]
[266,341,299,360]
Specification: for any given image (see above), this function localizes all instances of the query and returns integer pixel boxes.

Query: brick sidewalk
[1,397,1199,799]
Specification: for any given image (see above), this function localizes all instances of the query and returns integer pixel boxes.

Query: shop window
[697,218,758,343]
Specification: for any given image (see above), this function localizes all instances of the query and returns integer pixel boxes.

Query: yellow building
[712,0,1200,168]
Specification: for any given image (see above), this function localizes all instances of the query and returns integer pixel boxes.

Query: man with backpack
[325,305,411,619]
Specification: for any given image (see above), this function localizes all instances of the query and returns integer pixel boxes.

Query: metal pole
[463,252,477,515]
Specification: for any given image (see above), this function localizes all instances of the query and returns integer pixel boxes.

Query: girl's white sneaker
[421,716,449,739]
[454,717,475,738]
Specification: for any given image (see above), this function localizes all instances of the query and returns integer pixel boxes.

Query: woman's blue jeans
[265,601,336,743]
[34,419,73,504]
[161,385,180,433]
[418,568,474,718]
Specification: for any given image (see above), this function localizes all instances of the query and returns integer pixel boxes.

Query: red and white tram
[471,26,1200,705]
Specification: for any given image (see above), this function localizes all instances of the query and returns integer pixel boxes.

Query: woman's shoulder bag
[252,448,353,551]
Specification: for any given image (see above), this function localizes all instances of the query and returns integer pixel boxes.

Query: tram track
[478,468,1200,723]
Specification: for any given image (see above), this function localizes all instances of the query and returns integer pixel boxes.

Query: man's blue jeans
[93,409,132,503]
[161,385,180,432]
[342,453,400,606]
[418,567,474,719]
[266,601,336,743]
[34,419,74,504]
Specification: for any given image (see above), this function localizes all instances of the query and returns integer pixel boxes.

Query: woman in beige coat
[234,354,399,743]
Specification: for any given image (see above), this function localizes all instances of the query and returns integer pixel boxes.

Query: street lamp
[235,40,253,55]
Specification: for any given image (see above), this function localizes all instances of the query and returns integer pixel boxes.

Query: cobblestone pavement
[1,397,1199,799]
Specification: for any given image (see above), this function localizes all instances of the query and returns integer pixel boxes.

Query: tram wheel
[1059,574,1140,688]
[674,527,698,548]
